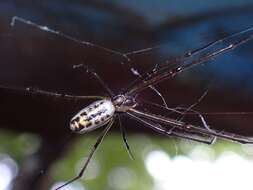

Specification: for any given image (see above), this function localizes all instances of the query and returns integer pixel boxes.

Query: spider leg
[128,108,253,144]
[138,99,184,115]
[197,128,253,144]
[169,120,253,144]
[179,88,209,117]
[125,63,169,109]
[10,16,127,59]
[139,98,243,144]
[176,123,253,144]
[126,112,215,144]
[176,106,211,131]
[73,64,115,97]
[118,114,134,160]
[125,27,253,96]
[176,89,210,130]
[136,99,212,131]
[0,85,104,100]
[148,85,169,109]
[54,118,114,190]
[171,129,216,144]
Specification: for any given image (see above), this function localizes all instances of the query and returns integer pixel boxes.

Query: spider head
[113,94,137,112]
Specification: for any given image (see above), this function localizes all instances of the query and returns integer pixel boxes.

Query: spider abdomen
[70,99,115,133]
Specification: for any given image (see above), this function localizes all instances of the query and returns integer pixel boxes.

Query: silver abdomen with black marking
[70,99,115,133]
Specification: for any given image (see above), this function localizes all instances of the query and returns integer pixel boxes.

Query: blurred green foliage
[0,129,252,190]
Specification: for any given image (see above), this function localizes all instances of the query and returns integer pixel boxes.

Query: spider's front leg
[0,85,104,101]
[72,63,115,97]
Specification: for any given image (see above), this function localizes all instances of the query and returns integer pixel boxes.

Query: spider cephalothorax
[113,94,137,112]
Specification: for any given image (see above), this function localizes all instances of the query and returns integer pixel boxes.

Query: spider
[5,16,253,190]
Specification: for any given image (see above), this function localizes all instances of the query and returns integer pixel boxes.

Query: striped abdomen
[70,99,115,133]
